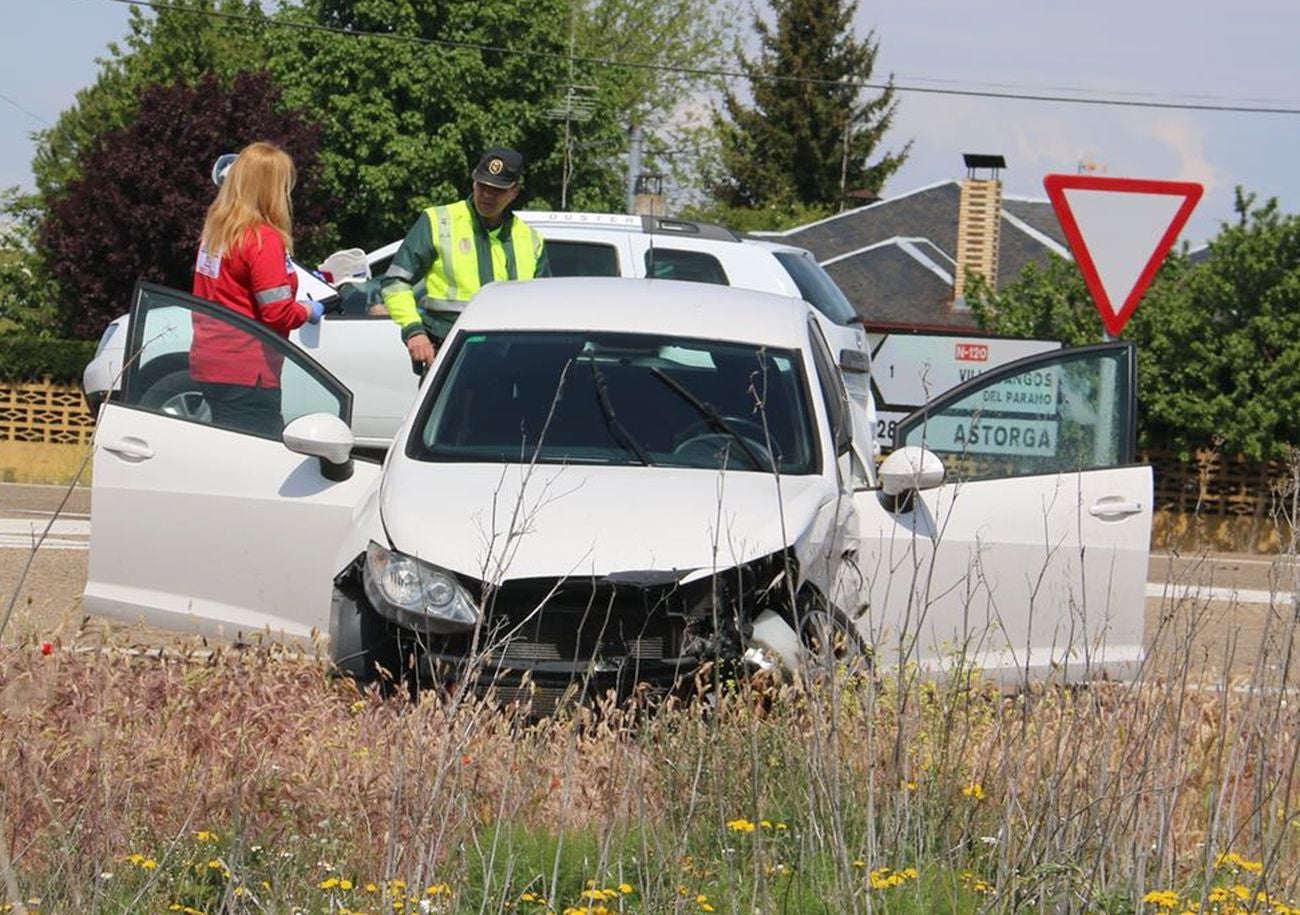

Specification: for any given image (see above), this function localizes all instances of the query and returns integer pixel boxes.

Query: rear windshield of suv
[774,251,859,326]
[546,241,620,277]
[645,249,729,285]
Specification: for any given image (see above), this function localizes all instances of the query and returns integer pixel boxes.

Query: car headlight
[362,541,479,634]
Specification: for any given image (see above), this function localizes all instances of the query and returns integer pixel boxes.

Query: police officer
[380,147,549,371]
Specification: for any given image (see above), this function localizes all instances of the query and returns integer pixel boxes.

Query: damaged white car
[86,278,1152,703]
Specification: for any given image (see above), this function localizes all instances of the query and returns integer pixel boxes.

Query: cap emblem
[487,158,504,176]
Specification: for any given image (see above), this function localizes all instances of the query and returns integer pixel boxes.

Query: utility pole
[838,76,853,212]
[545,13,594,210]
[626,124,643,215]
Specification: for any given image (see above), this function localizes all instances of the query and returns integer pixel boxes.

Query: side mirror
[283,412,355,481]
[878,445,945,496]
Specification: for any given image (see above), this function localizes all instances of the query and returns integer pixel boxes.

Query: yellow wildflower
[1215,851,1264,875]
[320,877,341,890]
[961,783,985,801]
[1143,889,1180,909]
[725,818,756,833]
[617,883,633,894]
[194,831,219,843]
[425,884,451,896]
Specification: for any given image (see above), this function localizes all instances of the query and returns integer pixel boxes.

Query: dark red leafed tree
[40,70,333,340]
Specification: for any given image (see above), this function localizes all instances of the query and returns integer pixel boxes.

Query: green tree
[969,190,1300,460]
[268,0,631,250]
[0,189,54,335]
[712,0,908,213]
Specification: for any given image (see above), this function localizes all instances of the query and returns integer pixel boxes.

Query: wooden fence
[0,380,1296,550]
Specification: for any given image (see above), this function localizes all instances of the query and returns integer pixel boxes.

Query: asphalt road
[2,482,1297,683]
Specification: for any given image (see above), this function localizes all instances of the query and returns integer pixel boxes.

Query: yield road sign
[1043,174,1202,337]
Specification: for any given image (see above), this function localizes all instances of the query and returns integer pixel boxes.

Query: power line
[0,93,51,126]
[104,0,1300,116]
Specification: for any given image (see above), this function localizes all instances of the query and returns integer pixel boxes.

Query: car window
[806,317,851,456]
[774,251,860,326]
[546,240,621,277]
[644,248,729,285]
[895,342,1137,482]
[411,330,818,474]
[122,283,351,440]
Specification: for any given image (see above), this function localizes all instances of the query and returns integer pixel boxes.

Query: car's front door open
[849,342,1152,684]
[85,283,382,643]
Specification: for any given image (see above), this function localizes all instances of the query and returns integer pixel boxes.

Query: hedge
[0,335,99,384]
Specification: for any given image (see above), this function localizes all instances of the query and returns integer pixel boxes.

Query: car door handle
[1088,498,1143,518]
[102,437,155,461]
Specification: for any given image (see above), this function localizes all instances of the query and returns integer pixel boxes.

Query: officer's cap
[472,148,524,189]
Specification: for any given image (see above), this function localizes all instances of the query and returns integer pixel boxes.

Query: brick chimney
[633,173,666,217]
[953,154,1006,303]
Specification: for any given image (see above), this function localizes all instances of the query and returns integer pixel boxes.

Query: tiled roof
[763,180,1066,329]
[824,244,979,331]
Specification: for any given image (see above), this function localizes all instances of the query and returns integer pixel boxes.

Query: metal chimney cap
[962,153,1007,170]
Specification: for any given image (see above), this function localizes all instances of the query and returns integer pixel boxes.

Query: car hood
[378,461,834,582]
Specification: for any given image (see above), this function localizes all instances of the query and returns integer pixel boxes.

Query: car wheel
[796,592,871,682]
[138,364,212,422]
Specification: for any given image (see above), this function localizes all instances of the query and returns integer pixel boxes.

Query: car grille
[474,576,686,667]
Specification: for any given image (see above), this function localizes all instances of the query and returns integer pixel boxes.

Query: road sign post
[1043,174,1202,337]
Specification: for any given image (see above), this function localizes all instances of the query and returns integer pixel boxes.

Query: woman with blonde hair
[190,141,324,436]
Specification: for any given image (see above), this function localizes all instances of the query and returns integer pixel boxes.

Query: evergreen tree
[714,0,908,212]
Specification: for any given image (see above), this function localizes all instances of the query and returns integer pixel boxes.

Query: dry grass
[0,442,91,486]
[3,615,1300,914]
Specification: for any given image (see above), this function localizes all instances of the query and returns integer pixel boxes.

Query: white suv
[83,212,877,458]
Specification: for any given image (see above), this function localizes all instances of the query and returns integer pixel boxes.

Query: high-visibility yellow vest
[424,200,543,304]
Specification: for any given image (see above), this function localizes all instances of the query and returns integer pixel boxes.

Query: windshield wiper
[588,360,651,466]
[648,367,768,470]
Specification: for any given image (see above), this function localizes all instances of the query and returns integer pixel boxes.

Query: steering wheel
[671,416,773,468]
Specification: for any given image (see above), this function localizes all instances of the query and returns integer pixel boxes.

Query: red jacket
[190,224,306,388]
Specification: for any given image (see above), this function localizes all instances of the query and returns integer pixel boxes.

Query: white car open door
[85,283,382,643]
[851,342,1152,684]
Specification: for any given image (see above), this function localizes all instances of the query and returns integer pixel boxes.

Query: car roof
[457,277,813,348]
[743,236,814,257]
[516,210,741,242]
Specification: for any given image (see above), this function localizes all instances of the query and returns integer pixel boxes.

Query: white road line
[0,537,88,551]
[0,516,90,552]
[1146,582,1295,606]
[0,519,91,536]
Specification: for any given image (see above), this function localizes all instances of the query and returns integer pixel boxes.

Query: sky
[3,0,1299,247]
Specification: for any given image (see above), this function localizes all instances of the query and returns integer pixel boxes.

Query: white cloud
[1139,116,1223,192]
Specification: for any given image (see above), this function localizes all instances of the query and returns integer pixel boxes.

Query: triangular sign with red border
[1043,174,1202,337]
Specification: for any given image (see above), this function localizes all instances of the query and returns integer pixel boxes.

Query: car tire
[796,590,871,681]
[137,359,212,423]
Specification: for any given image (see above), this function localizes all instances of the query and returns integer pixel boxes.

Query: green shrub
[0,334,98,383]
